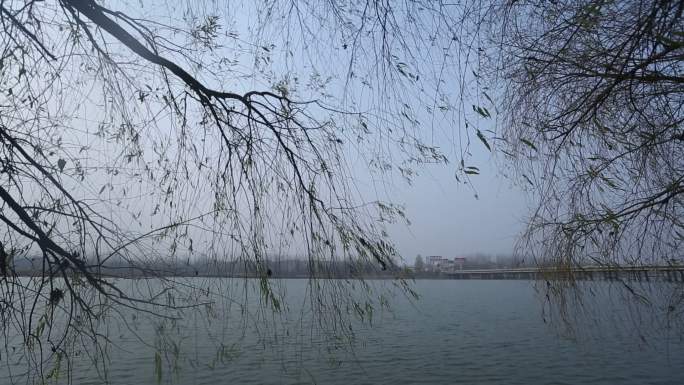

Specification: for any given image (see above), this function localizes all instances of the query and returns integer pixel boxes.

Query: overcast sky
[160,2,531,261]
[133,2,533,261]
[14,1,531,263]
[385,149,528,261]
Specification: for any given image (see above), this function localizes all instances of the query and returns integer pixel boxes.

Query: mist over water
[2,279,682,385]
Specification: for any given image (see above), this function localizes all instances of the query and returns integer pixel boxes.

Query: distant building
[427,255,447,266]
[426,256,467,273]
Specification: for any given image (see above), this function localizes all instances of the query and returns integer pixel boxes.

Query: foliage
[2,0,681,380]
[489,0,683,317]
[0,0,485,381]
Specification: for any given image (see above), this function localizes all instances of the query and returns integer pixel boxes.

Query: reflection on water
[2,279,683,384]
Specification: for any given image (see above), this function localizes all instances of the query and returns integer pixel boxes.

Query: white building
[426,256,466,272]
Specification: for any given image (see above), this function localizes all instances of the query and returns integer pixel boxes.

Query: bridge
[444,266,684,281]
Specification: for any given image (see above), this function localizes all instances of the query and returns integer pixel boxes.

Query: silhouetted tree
[3,0,680,380]
[0,0,478,380]
[486,0,683,325]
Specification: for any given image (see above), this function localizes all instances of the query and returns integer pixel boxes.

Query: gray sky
[166,2,531,260]
[7,1,531,263]
[387,151,528,261]
[126,1,532,260]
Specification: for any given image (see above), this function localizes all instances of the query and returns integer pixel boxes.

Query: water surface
[2,279,682,384]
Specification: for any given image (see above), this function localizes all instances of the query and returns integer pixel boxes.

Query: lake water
[2,279,683,384]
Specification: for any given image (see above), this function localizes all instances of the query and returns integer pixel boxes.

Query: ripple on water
[2,280,684,384]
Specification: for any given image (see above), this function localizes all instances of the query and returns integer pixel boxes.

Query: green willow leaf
[520,138,538,152]
[476,130,491,151]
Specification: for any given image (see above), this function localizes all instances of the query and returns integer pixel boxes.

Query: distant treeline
[9,253,541,280]
[10,255,410,279]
